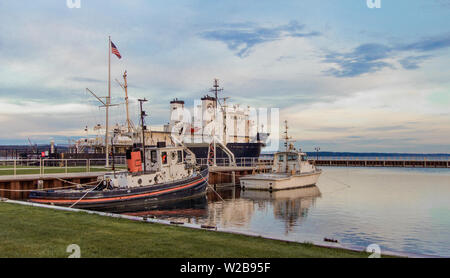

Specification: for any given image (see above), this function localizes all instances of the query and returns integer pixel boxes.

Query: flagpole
[105,36,111,167]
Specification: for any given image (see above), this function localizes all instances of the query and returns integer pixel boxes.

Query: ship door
[274,154,286,173]
[148,150,158,171]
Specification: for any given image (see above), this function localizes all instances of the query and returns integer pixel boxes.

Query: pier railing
[311,157,449,168]
[0,157,127,177]
[310,156,450,161]
[259,155,449,168]
[196,157,272,168]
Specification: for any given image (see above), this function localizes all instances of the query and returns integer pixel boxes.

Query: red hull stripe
[31,177,207,205]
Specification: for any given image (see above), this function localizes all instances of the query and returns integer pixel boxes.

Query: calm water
[124,167,450,257]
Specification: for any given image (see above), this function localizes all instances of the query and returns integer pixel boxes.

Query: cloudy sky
[0,0,449,152]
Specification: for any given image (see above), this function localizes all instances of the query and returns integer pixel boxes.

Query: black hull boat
[28,167,209,211]
[186,142,264,162]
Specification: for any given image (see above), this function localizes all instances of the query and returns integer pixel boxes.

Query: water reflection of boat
[122,195,208,218]
[241,186,321,201]
[205,187,254,228]
[241,186,321,234]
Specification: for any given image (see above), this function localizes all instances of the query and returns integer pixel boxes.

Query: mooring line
[198,167,226,202]
[69,180,103,208]
[208,184,225,202]
[319,173,353,194]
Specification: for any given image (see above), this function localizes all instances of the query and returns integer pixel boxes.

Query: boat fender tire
[154,174,162,184]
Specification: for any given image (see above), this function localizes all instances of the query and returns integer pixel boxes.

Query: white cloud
[0,2,449,152]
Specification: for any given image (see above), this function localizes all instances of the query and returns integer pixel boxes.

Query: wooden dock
[208,165,272,186]
[0,172,104,200]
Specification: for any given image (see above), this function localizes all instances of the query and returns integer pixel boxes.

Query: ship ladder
[207,142,215,166]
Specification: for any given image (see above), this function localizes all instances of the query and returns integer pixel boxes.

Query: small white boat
[240,121,321,191]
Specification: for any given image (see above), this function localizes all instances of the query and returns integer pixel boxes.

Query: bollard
[37,180,44,190]
[231,171,236,185]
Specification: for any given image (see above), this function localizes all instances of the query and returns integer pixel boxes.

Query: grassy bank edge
[0,201,395,258]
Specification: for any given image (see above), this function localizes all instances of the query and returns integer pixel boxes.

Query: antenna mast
[123,71,131,132]
[138,98,148,172]
[209,78,223,109]
[283,120,292,172]
[208,79,224,166]
[116,70,134,133]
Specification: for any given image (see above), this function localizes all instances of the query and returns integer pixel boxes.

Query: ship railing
[196,157,273,168]
[0,157,127,177]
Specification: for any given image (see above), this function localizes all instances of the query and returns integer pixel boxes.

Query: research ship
[166,83,270,163]
[68,79,269,164]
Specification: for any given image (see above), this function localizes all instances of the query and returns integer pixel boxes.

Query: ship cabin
[114,145,195,188]
[272,151,314,174]
[144,146,192,179]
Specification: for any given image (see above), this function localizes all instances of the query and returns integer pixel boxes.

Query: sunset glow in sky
[0,0,449,152]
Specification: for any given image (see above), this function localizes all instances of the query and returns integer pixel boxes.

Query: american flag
[111,41,122,59]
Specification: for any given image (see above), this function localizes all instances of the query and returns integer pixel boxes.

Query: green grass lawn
[0,202,380,258]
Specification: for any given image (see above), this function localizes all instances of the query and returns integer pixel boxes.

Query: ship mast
[210,78,223,107]
[283,120,293,172]
[220,96,230,145]
[123,71,132,133]
[283,120,288,152]
[105,36,111,167]
[116,70,134,133]
[208,79,224,166]
[138,98,148,172]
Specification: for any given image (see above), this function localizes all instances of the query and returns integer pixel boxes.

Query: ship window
[151,150,157,163]
[278,155,284,162]
[177,150,182,163]
[171,151,176,161]
[161,152,167,165]
[288,154,298,161]
[301,155,308,161]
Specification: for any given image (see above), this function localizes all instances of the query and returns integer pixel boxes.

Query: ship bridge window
[288,154,298,161]
[301,155,307,161]
[278,155,285,162]
[151,150,157,163]
[161,152,167,165]
[177,150,182,163]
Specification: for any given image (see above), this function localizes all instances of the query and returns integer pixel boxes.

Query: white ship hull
[240,170,322,191]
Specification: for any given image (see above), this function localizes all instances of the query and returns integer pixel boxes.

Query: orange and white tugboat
[29,100,208,211]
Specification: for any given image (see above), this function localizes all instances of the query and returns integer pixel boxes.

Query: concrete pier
[311,159,449,168]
